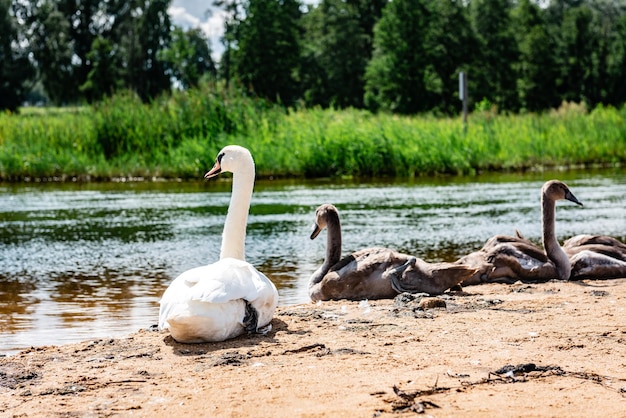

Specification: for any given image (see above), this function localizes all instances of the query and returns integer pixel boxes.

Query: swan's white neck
[542,194,571,280]
[220,162,255,261]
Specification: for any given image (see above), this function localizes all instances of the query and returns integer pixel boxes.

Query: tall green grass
[0,107,104,179]
[1,86,624,181]
[252,104,625,177]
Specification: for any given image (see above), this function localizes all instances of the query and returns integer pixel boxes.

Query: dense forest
[1,0,626,114]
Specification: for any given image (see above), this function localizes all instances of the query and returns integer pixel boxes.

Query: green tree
[300,0,386,108]
[79,37,123,102]
[214,0,246,86]
[512,0,560,111]
[159,27,217,89]
[15,0,104,104]
[57,0,100,95]
[470,0,519,112]
[584,1,626,106]
[100,0,173,100]
[364,0,475,114]
[136,0,172,99]
[15,0,173,103]
[422,0,478,114]
[560,5,595,104]
[607,12,626,105]
[0,0,35,111]
[230,0,303,105]
[30,1,77,104]
[364,0,432,113]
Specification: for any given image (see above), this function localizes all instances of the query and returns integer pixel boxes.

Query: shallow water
[1,168,624,354]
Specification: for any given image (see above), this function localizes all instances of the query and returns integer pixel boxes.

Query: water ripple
[0,169,624,353]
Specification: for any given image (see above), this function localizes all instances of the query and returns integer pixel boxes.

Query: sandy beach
[1,278,625,417]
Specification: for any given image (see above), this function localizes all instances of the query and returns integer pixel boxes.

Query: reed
[0,88,624,181]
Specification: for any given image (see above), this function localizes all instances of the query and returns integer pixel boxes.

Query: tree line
[2,0,625,114]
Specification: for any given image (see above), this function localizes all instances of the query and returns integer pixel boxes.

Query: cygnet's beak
[389,256,417,277]
[310,223,323,240]
[565,190,583,206]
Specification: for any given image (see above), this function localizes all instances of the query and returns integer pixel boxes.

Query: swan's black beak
[565,190,583,206]
[310,223,322,240]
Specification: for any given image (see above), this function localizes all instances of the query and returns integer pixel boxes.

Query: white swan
[158,145,279,343]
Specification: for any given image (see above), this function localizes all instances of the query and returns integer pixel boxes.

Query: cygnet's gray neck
[309,213,342,288]
[542,194,571,280]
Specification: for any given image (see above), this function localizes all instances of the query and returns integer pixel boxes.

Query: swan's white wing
[184,258,274,303]
[160,259,255,303]
[201,258,278,329]
[159,258,277,321]
[158,257,278,338]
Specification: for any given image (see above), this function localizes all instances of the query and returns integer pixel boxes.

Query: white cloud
[167,0,321,62]
[201,9,228,38]
[167,1,225,61]
[168,6,201,27]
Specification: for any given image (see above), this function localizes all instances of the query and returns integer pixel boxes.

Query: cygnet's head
[310,204,339,239]
[542,180,583,206]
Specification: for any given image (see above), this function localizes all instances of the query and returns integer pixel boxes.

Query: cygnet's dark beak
[310,224,322,240]
[565,190,583,206]
[389,256,417,277]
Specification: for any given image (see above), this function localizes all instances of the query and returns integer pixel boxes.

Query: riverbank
[1,95,625,181]
[2,278,625,417]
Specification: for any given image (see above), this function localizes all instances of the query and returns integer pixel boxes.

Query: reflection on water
[1,168,625,354]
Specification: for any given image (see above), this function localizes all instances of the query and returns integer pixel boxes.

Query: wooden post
[459,71,468,133]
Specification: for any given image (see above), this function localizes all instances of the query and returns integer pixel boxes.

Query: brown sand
[1,279,625,417]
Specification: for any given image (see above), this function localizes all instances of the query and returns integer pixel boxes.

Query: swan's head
[542,180,583,206]
[204,145,254,179]
[310,204,339,239]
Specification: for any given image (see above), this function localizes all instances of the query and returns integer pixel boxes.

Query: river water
[1,168,624,354]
